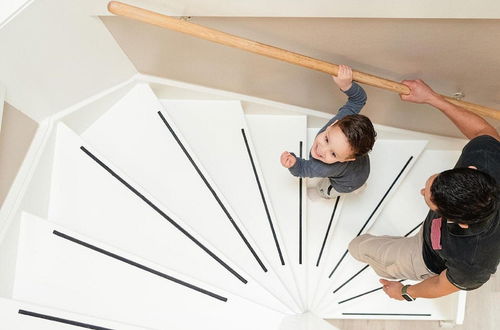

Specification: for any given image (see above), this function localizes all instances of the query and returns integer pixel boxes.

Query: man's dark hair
[338,114,377,158]
[431,168,498,224]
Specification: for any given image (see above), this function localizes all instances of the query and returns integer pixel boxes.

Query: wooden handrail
[108,1,500,120]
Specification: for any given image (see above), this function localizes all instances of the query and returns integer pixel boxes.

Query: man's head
[421,168,498,225]
[310,114,376,164]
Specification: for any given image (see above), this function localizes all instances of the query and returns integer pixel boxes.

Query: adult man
[348,79,499,301]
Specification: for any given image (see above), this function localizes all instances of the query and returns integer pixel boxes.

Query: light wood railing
[108,1,500,120]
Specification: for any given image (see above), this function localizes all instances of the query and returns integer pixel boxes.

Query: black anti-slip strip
[53,230,228,302]
[241,128,285,266]
[328,156,414,278]
[337,279,405,304]
[157,112,267,273]
[405,221,424,237]
[333,265,369,293]
[316,196,341,267]
[299,141,303,265]
[333,221,424,293]
[354,156,414,238]
[342,313,431,316]
[80,146,247,284]
[18,310,113,330]
[328,250,349,279]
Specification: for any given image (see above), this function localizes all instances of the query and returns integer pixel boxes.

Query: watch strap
[401,284,415,301]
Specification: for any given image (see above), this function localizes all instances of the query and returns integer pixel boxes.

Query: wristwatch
[401,285,416,301]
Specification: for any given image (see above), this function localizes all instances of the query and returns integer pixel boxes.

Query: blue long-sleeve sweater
[288,82,370,193]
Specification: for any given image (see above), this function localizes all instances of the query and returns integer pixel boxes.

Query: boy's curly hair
[337,114,377,158]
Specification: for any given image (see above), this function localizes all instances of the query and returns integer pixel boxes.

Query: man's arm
[400,80,500,141]
[380,270,459,300]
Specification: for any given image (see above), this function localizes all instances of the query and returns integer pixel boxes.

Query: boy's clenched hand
[333,65,353,91]
[280,151,297,168]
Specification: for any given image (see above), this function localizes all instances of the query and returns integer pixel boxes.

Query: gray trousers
[348,226,437,281]
[316,178,367,199]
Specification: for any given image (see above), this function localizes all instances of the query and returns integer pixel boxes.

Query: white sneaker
[315,178,339,200]
[307,187,324,202]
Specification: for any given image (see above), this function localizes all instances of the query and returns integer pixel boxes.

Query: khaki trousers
[348,226,437,281]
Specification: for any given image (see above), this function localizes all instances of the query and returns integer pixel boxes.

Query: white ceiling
[95,0,500,18]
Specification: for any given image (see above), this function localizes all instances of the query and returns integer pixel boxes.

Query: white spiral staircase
[0,75,469,329]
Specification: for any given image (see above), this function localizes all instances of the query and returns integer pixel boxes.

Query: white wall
[103,16,500,138]
[0,103,38,206]
[61,80,137,135]
[0,217,21,297]
[0,84,4,131]
[0,0,137,122]
[0,123,55,298]
[0,0,32,29]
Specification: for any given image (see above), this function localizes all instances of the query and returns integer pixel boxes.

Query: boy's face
[311,121,356,164]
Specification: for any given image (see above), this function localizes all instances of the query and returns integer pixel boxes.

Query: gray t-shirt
[288,82,370,193]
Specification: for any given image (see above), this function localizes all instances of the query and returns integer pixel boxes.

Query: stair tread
[48,122,290,314]
[13,213,288,330]
[78,84,294,312]
[318,266,460,320]
[245,114,308,308]
[310,133,428,309]
[0,296,152,330]
[314,147,462,319]
[163,99,303,311]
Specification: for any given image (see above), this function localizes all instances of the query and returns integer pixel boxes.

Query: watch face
[402,293,414,301]
[401,285,415,301]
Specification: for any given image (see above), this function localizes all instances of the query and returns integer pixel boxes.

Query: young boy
[280,65,376,199]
